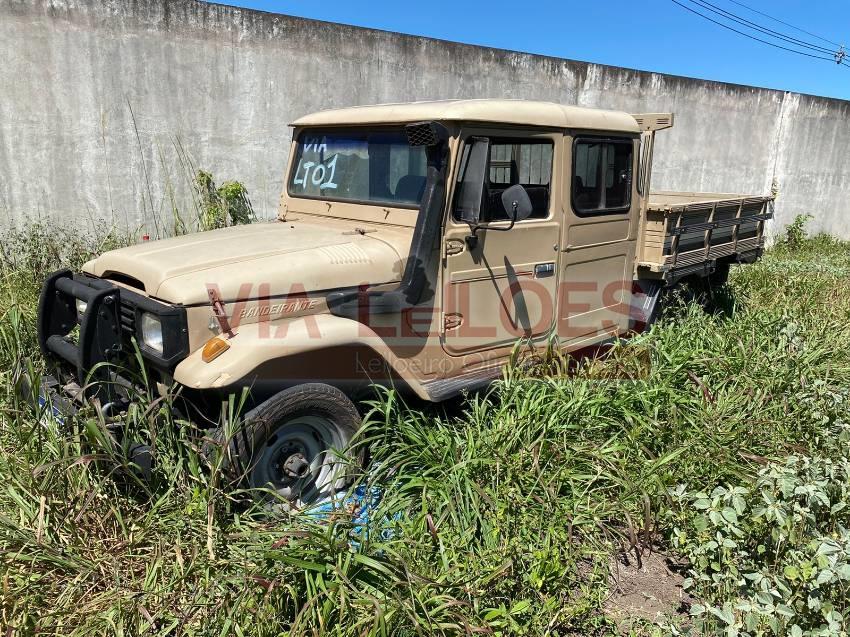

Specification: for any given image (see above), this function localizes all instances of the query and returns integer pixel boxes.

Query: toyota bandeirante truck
[33,99,773,505]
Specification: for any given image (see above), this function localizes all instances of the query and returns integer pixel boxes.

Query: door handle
[534,262,555,278]
[444,239,465,257]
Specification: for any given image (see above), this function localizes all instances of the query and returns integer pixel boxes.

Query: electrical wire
[670,0,849,66]
[687,0,834,55]
[725,0,843,48]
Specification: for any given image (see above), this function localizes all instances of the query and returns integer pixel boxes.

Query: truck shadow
[661,280,740,321]
[703,285,738,318]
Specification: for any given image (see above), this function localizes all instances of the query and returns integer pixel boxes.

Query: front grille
[119,301,136,338]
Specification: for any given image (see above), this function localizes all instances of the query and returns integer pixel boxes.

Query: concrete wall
[1,0,848,237]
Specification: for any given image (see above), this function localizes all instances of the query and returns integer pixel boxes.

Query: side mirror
[454,137,490,226]
[500,184,534,224]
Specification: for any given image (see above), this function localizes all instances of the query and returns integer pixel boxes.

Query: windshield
[287,128,428,208]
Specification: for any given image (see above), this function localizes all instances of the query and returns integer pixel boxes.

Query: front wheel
[214,384,364,508]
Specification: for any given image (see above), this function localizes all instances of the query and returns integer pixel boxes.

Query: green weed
[0,225,848,635]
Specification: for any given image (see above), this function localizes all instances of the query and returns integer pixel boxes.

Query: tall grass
[0,226,848,635]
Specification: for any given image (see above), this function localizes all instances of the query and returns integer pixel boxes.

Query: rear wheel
[694,262,732,303]
[707,262,731,288]
[215,384,364,509]
[672,262,733,313]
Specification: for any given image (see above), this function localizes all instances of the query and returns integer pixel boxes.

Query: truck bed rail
[638,192,774,281]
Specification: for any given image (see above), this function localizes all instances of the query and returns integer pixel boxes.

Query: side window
[453,137,553,222]
[572,138,634,215]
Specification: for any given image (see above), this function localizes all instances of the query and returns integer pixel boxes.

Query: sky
[204,0,850,100]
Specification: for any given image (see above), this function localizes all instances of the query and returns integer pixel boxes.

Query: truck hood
[83,219,411,305]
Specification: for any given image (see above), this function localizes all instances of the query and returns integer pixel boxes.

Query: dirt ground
[605,550,692,632]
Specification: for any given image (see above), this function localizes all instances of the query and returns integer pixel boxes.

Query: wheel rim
[249,414,349,506]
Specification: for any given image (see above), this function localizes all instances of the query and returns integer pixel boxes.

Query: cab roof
[290,99,641,133]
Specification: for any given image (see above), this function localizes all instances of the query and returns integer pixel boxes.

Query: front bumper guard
[38,270,123,400]
[37,269,189,402]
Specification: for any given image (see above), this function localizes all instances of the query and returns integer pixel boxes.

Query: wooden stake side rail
[638,192,774,280]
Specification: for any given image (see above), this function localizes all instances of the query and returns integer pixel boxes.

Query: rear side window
[572,138,634,215]
[453,138,553,222]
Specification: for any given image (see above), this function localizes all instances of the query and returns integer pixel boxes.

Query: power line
[671,0,832,60]
[670,0,850,67]
[688,0,834,55]
[725,0,843,48]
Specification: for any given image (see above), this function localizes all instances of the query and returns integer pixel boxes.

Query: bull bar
[37,269,189,403]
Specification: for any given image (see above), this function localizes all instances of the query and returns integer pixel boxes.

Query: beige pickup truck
[34,100,773,504]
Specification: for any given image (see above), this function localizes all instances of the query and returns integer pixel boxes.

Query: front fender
[173,313,432,399]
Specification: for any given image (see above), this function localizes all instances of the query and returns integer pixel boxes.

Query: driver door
[440,129,562,358]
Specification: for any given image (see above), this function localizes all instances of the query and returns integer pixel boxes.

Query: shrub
[669,385,850,635]
[785,214,814,250]
[194,170,255,230]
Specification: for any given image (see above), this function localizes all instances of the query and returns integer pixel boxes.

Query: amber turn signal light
[202,336,230,363]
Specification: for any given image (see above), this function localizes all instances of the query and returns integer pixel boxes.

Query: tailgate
[639,191,774,278]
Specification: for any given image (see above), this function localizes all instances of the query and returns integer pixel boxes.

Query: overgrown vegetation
[784,214,815,250]
[193,170,256,231]
[0,224,848,635]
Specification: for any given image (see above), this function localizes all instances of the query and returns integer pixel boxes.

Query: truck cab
[34,100,772,506]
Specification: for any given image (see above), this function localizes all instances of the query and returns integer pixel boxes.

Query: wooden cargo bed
[638,191,774,281]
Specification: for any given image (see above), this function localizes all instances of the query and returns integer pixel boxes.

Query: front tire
[216,384,364,508]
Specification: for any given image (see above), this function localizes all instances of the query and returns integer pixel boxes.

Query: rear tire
[213,384,364,509]
[707,262,731,288]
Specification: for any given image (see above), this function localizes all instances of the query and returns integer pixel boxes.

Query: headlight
[76,298,88,316]
[140,313,163,354]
